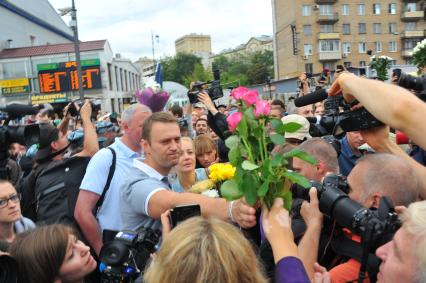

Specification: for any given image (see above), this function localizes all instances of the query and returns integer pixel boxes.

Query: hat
[281,114,312,141]
[193,102,206,109]
[96,121,115,134]
[34,124,59,162]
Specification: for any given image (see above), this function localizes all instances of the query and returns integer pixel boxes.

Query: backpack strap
[94,147,116,216]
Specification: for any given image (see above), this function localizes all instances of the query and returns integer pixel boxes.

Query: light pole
[151,32,159,74]
[59,0,84,100]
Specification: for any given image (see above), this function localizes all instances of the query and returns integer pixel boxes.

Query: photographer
[298,72,311,97]
[329,73,426,198]
[20,101,98,224]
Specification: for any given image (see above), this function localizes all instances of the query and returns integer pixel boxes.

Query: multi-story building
[272,0,426,79]
[213,35,273,60]
[175,34,212,68]
[134,56,155,78]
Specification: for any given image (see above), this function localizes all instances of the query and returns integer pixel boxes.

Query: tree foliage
[162,53,202,86]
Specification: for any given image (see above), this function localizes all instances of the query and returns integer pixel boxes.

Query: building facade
[134,56,155,78]
[0,40,141,113]
[175,34,212,68]
[272,0,426,79]
[212,35,273,60]
[0,0,73,50]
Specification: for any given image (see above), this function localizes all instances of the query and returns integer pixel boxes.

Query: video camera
[187,64,223,104]
[393,70,426,101]
[99,228,161,283]
[295,89,383,138]
[292,174,400,281]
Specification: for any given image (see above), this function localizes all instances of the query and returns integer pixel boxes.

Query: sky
[49,0,273,61]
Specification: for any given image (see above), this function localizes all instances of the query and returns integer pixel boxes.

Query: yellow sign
[0,78,29,88]
[31,93,67,104]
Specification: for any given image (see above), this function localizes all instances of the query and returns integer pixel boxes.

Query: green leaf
[271,154,284,167]
[242,173,258,205]
[225,135,240,149]
[277,190,292,210]
[237,115,248,139]
[270,134,285,145]
[258,179,270,198]
[252,126,263,139]
[220,180,243,200]
[283,149,318,165]
[244,107,256,120]
[270,119,282,131]
[284,171,311,188]
[282,122,303,133]
[228,147,240,166]
[242,160,259,171]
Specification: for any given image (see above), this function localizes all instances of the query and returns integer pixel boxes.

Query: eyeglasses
[0,194,20,208]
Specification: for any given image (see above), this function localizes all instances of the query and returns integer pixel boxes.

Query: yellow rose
[190,179,216,193]
[208,163,236,182]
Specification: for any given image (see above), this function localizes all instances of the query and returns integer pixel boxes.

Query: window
[303,25,312,35]
[389,41,397,52]
[404,39,421,50]
[375,41,383,52]
[390,60,397,66]
[389,3,397,14]
[320,24,334,33]
[342,4,349,15]
[304,44,313,55]
[373,23,382,34]
[319,5,333,15]
[405,22,417,31]
[406,3,417,12]
[344,62,352,68]
[358,23,367,34]
[305,63,313,74]
[373,4,381,14]
[358,42,367,53]
[319,40,340,52]
[359,61,366,67]
[342,42,352,53]
[302,5,311,16]
[342,24,351,35]
[389,23,397,34]
[358,4,365,15]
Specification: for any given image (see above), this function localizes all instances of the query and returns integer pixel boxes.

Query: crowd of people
[0,69,425,283]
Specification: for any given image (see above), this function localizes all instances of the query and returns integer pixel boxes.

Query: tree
[183,63,212,87]
[162,53,202,86]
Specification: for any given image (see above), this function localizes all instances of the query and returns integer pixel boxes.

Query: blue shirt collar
[115,137,141,159]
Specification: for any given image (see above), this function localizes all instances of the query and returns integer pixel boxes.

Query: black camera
[292,174,401,281]
[187,65,223,104]
[67,99,102,118]
[99,228,161,283]
[396,73,426,101]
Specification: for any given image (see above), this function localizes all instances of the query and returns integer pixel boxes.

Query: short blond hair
[401,201,426,283]
[144,217,267,283]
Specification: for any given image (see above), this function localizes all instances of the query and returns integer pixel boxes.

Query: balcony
[318,32,340,40]
[401,30,424,38]
[402,49,413,57]
[401,10,424,21]
[319,51,342,61]
[315,0,337,3]
[317,12,339,23]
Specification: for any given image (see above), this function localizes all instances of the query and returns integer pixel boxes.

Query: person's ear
[370,193,382,208]
[141,139,150,155]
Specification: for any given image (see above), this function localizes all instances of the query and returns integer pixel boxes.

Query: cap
[193,102,206,109]
[281,114,312,141]
[96,121,115,134]
[34,124,59,161]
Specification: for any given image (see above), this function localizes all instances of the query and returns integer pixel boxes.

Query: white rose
[201,189,220,198]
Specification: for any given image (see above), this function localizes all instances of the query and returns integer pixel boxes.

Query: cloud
[49,0,272,60]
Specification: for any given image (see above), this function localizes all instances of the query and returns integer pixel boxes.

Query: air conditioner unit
[342,53,348,58]
[303,55,309,60]
[313,4,319,10]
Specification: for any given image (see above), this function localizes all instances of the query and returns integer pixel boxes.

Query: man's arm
[147,190,257,228]
[330,73,426,150]
[75,101,98,157]
[298,188,323,279]
[74,190,103,255]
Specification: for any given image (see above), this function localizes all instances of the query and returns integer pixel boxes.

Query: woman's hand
[262,198,297,263]
[160,210,172,239]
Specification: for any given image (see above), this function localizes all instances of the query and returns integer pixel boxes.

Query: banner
[0,78,30,95]
[31,93,67,104]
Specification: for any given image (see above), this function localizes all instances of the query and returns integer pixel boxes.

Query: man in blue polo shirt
[75,104,152,255]
[120,112,257,232]
[338,131,365,176]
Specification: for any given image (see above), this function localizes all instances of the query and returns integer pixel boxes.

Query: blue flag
[155,62,163,87]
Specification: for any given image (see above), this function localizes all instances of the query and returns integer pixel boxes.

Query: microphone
[0,104,39,118]
[294,89,328,107]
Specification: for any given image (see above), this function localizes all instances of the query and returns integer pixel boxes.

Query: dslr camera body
[99,228,161,283]
[187,65,223,104]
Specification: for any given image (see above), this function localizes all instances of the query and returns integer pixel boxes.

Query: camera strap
[94,147,116,216]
